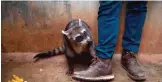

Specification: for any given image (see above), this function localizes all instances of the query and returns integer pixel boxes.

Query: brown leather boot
[121,49,146,81]
[72,57,114,81]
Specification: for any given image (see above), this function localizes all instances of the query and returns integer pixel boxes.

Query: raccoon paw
[66,69,74,76]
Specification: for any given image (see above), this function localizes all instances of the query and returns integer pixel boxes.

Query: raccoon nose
[76,36,83,42]
[88,40,93,44]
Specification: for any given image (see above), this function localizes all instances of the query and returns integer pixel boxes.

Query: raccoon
[33,19,96,75]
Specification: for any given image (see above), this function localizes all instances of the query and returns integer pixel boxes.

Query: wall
[1,1,162,54]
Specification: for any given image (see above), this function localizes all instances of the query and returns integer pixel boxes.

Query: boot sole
[121,63,146,81]
[72,74,114,81]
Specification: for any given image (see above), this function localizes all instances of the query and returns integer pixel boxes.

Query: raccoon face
[62,26,91,44]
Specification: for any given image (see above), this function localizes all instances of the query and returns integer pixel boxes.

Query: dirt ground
[1,53,162,82]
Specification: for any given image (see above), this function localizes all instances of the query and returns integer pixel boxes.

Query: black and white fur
[33,19,96,75]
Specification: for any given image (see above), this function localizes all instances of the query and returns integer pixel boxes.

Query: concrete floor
[2,53,162,82]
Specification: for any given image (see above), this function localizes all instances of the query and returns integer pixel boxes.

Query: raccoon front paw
[66,69,74,76]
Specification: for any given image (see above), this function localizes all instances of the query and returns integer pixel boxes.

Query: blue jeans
[95,1,147,59]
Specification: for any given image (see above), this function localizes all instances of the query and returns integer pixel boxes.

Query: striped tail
[33,46,65,59]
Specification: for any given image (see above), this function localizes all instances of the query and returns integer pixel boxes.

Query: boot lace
[90,57,100,66]
[127,52,140,67]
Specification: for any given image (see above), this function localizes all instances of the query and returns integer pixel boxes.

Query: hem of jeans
[122,45,139,53]
[96,54,113,59]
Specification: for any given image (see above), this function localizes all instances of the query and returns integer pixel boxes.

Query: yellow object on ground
[8,75,24,82]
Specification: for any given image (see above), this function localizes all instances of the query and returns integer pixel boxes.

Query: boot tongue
[123,49,136,56]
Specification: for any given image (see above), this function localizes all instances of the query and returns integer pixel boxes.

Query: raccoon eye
[75,36,83,42]
[83,31,87,37]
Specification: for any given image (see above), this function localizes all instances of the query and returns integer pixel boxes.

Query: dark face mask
[75,35,84,42]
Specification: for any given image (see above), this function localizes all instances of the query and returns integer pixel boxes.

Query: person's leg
[72,1,122,81]
[95,1,122,59]
[121,1,147,81]
[122,1,147,52]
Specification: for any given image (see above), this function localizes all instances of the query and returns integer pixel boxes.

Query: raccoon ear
[79,19,82,26]
[62,30,69,35]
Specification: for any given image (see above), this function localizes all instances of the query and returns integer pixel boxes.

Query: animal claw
[66,70,74,76]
